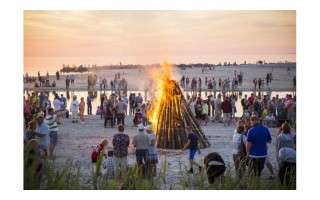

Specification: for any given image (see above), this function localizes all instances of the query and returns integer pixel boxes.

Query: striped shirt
[45,114,58,131]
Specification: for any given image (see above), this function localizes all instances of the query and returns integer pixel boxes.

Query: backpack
[238,134,247,157]
[91,144,104,163]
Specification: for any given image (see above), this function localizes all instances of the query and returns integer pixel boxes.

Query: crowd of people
[232,117,296,188]
[185,91,296,130]
[23,67,296,189]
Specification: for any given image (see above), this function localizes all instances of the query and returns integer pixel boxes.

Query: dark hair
[237,126,245,134]
[108,150,114,157]
[48,108,54,112]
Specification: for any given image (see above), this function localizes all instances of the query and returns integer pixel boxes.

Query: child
[96,106,102,115]
[243,109,250,119]
[261,105,268,125]
[103,150,115,179]
[91,138,108,163]
[133,109,142,126]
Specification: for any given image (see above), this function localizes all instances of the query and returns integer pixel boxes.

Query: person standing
[70,74,75,86]
[65,75,70,89]
[145,125,158,177]
[213,94,222,123]
[45,108,59,158]
[132,124,149,175]
[116,98,127,126]
[232,125,247,178]
[79,97,85,123]
[32,115,49,156]
[135,93,143,109]
[276,123,294,161]
[87,93,92,115]
[53,95,64,124]
[70,95,80,123]
[221,96,232,127]
[112,124,130,178]
[182,126,202,173]
[246,116,272,179]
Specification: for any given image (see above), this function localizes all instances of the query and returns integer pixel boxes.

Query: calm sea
[24,54,296,76]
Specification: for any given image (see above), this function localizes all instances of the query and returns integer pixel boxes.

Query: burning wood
[147,62,210,149]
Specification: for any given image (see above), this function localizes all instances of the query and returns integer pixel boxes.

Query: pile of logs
[154,80,210,149]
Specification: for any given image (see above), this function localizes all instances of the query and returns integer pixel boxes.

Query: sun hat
[144,125,153,131]
[137,123,145,131]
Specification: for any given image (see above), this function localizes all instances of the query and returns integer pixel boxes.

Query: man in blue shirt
[60,94,67,109]
[246,116,272,178]
[182,126,202,173]
[38,92,45,112]
[87,94,92,115]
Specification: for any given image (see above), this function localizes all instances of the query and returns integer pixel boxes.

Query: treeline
[60,64,142,73]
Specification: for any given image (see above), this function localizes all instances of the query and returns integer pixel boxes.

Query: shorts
[49,131,58,145]
[265,156,270,164]
[147,154,158,164]
[189,148,199,160]
[223,113,231,121]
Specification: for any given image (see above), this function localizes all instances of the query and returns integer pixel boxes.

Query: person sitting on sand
[204,152,226,189]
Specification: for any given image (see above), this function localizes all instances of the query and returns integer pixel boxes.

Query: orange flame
[147,59,174,133]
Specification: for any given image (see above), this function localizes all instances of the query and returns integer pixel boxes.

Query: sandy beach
[24,63,296,189]
[24,63,296,92]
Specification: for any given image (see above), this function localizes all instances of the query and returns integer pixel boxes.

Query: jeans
[248,157,266,177]
[116,113,125,125]
[87,104,92,115]
[135,149,148,165]
[104,115,114,127]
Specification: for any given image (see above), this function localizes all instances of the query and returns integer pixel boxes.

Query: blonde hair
[101,138,108,146]
[27,139,39,153]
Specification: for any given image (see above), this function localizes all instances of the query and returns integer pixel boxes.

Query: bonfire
[147,60,210,149]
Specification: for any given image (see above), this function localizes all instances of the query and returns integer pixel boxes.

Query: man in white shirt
[53,95,64,124]
[70,95,80,123]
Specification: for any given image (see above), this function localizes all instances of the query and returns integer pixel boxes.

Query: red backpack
[91,144,104,163]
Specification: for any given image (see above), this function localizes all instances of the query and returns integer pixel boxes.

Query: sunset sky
[24,10,296,64]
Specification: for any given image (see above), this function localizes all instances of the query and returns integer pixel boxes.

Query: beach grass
[24,155,295,190]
